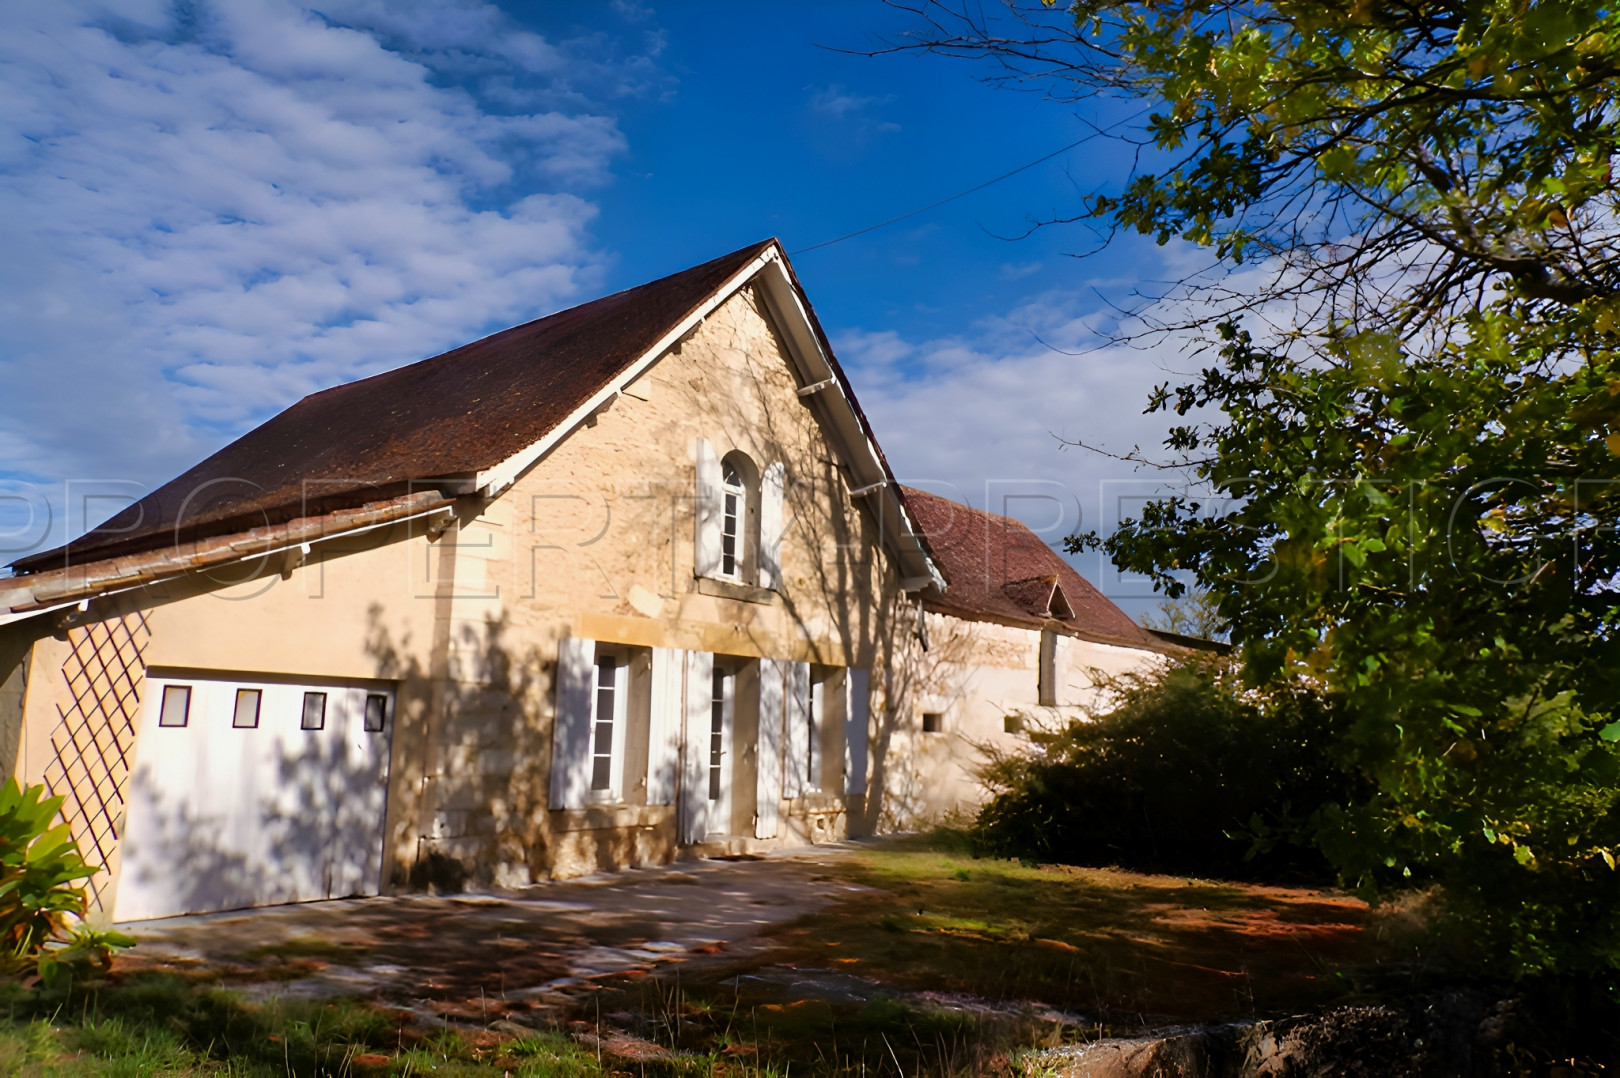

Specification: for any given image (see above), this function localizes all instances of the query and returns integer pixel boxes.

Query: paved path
[117,845,877,1024]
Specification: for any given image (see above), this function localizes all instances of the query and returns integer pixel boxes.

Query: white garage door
[116,673,395,921]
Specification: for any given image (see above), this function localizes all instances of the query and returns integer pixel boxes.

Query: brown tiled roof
[900,486,1164,649]
[12,241,775,574]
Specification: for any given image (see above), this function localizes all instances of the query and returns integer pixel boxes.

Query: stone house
[0,240,1168,922]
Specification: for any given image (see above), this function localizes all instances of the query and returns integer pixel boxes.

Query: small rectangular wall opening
[1038,629,1058,707]
[921,712,943,733]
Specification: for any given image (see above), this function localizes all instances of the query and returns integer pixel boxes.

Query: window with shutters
[717,452,759,583]
[709,665,733,802]
[805,674,822,792]
[696,440,785,592]
[551,640,652,811]
[590,652,630,800]
[720,461,745,580]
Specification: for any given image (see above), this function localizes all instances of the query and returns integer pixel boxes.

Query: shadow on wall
[877,614,993,830]
[705,304,900,838]
[0,624,35,783]
[362,601,662,888]
[103,593,566,920]
[364,601,539,891]
[663,299,997,839]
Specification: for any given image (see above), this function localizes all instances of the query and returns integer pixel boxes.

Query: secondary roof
[901,486,1165,650]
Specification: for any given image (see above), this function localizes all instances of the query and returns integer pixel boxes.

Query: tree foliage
[973,657,1357,881]
[891,0,1620,329]
[891,0,1620,974]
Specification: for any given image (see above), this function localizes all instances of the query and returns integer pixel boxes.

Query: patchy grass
[242,935,373,965]
[567,836,1441,1076]
[758,835,1435,1024]
[587,972,1073,1078]
[0,973,606,1077]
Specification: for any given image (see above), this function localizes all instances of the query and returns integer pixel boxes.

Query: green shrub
[0,779,133,986]
[971,657,1362,881]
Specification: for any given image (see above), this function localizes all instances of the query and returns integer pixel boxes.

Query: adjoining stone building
[0,240,1171,922]
[888,488,1186,822]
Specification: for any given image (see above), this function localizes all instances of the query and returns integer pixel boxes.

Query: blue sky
[0,0,1204,611]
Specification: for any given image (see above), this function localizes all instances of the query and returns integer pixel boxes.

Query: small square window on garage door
[158,684,191,727]
[301,692,327,730]
[233,689,262,729]
[364,693,388,732]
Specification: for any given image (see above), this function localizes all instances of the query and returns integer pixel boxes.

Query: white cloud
[808,84,881,120]
[0,0,639,558]
[837,292,1214,603]
[804,83,901,142]
[999,261,1044,280]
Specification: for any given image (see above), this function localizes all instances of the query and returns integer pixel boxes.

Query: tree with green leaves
[889,0,1620,974]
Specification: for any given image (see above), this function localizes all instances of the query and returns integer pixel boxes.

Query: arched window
[720,460,746,580]
[717,451,760,583]
[695,440,783,590]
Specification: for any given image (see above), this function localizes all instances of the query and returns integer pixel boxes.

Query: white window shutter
[680,650,714,844]
[844,667,870,796]
[759,461,786,590]
[549,637,596,810]
[756,659,786,838]
[647,647,684,805]
[783,662,811,799]
[694,438,722,578]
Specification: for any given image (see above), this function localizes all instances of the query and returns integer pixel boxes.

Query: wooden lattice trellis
[44,613,151,911]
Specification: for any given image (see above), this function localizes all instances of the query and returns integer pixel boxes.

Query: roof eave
[921,596,1183,655]
[0,491,456,629]
[751,254,944,591]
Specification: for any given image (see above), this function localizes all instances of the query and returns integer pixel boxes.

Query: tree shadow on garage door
[116,713,392,922]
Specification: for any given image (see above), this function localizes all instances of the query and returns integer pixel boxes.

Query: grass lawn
[0,836,1434,1076]
[762,834,1431,1023]
[0,981,616,1076]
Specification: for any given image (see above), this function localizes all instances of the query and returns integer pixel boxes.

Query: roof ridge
[297,238,780,407]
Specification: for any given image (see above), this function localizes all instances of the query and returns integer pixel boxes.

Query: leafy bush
[0,779,132,986]
[971,657,1362,881]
